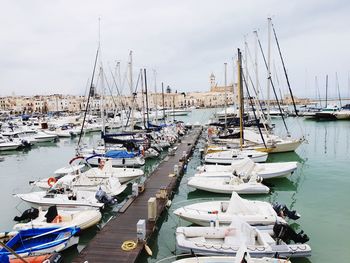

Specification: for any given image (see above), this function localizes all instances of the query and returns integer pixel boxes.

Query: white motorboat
[49,172,127,196]
[15,189,105,209]
[334,104,350,120]
[32,160,143,190]
[176,217,311,258]
[85,152,145,167]
[196,158,298,179]
[173,256,290,263]
[205,149,268,164]
[187,174,269,194]
[13,206,102,231]
[0,135,22,151]
[2,131,38,146]
[173,192,283,227]
[172,248,291,263]
[144,148,160,159]
[165,109,192,116]
[34,131,58,142]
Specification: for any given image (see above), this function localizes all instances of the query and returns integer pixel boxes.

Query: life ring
[52,215,62,223]
[47,177,57,187]
[121,240,137,251]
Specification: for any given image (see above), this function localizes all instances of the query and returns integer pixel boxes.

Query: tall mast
[140,69,146,128]
[153,70,158,124]
[129,51,134,131]
[254,30,259,97]
[161,82,165,123]
[267,17,272,123]
[144,69,150,128]
[336,72,342,107]
[237,48,244,149]
[100,66,105,134]
[325,74,328,108]
[224,62,227,130]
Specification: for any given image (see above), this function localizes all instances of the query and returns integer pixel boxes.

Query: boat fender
[52,215,63,223]
[121,240,137,251]
[144,244,152,256]
[47,177,57,187]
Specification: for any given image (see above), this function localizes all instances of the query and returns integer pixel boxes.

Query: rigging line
[242,72,267,149]
[77,47,99,147]
[246,66,270,134]
[271,21,298,116]
[109,66,127,112]
[241,49,267,123]
[256,31,290,135]
[246,38,266,102]
[102,70,118,108]
[336,72,342,107]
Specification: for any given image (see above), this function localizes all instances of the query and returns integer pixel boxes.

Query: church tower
[210,73,216,91]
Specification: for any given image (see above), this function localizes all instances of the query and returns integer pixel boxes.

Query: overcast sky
[1,0,350,99]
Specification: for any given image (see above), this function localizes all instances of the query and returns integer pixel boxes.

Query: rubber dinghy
[196,158,298,179]
[176,217,311,258]
[205,149,268,164]
[0,226,80,259]
[173,192,301,227]
[188,174,269,194]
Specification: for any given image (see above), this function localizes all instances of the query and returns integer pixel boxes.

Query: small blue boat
[0,226,80,259]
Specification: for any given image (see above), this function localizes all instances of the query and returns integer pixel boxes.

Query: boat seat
[260,231,275,245]
[188,236,206,243]
[224,235,242,246]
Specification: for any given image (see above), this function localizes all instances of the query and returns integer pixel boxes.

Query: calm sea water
[1,108,349,262]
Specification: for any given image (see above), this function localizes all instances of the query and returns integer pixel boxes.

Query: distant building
[209,73,234,93]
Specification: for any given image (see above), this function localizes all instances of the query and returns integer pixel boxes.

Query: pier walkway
[73,127,202,263]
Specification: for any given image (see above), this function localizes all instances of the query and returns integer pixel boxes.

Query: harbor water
[1,108,349,262]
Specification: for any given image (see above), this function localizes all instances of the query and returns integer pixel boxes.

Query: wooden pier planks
[73,128,202,263]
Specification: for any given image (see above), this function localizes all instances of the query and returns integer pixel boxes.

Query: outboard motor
[273,203,300,220]
[13,207,39,222]
[273,222,309,244]
[95,188,116,205]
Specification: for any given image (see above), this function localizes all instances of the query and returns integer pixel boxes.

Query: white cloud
[0,0,349,99]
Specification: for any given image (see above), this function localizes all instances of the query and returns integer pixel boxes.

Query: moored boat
[0,226,80,259]
[176,217,311,258]
[173,192,299,227]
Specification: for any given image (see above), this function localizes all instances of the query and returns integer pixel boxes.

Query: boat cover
[105,150,136,158]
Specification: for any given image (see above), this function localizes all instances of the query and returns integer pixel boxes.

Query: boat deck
[73,127,202,263]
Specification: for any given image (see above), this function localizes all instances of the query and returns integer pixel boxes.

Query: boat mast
[144,69,150,128]
[267,17,272,123]
[271,21,299,116]
[325,74,328,107]
[162,82,166,123]
[129,51,134,131]
[254,31,259,97]
[154,70,158,124]
[77,48,99,148]
[237,48,244,149]
[100,66,105,136]
[336,72,342,107]
[224,62,228,131]
[140,69,146,128]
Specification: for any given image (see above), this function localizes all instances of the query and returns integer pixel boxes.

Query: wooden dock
[73,127,202,263]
